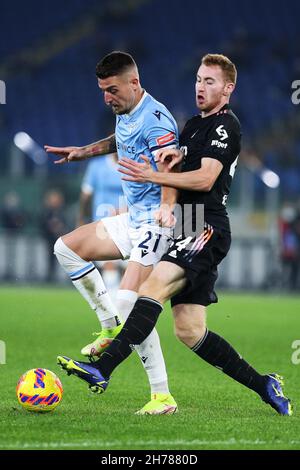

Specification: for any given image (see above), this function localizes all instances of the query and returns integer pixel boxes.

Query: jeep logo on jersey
[216,125,228,141]
[211,140,228,149]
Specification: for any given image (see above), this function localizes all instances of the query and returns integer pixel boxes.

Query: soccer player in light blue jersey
[78,154,125,225]
[114,87,178,229]
[45,51,179,415]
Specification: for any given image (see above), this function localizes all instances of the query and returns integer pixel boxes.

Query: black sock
[192,329,267,396]
[94,296,163,379]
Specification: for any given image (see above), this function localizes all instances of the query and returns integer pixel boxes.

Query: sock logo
[140,356,148,364]
[97,290,107,297]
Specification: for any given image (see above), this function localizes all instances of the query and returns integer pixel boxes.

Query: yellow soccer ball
[16,368,63,412]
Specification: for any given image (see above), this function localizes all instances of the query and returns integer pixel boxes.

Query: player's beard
[111,105,129,115]
[198,98,221,115]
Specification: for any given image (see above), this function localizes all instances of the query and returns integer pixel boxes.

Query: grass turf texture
[0,287,299,450]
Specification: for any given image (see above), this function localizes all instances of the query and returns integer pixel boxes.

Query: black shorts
[161,224,231,307]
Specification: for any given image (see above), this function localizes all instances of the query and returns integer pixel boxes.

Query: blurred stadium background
[0,0,300,292]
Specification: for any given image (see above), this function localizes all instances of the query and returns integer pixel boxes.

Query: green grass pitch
[0,287,299,450]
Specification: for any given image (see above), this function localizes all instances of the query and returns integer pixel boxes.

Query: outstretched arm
[44,134,117,164]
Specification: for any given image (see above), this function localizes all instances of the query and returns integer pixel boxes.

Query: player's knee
[174,325,195,345]
[138,277,156,298]
[59,231,87,259]
[138,274,169,304]
[61,232,78,252]
[54,236,77,263]
[174,323,206,348]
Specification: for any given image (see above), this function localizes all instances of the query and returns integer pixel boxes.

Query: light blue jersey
[115,91,178,228]
[82,156,125,221]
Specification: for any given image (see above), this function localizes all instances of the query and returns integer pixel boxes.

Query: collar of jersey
[125,90,149,118]
[199,103,230,119]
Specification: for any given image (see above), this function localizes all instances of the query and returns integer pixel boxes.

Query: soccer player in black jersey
[58,54,292,416]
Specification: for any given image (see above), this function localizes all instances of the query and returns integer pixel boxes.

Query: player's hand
[118,155,154,182]
[154,205,176,228]
[44,145,87,164]
[155,148,184,170]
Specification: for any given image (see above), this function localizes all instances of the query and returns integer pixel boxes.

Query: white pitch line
[1,438,300,449]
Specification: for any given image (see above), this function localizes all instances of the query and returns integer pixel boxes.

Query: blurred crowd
[278,202,300,291]
[0,155,126,290]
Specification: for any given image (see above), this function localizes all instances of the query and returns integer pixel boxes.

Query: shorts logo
[211,140,228,149]
[216,125,228,141]
[156,132,176,146]
[141,248,149,258]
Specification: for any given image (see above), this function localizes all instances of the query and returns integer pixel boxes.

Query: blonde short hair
[201,54,237,84]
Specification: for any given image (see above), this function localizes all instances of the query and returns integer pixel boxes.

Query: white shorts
[102,212,173,267]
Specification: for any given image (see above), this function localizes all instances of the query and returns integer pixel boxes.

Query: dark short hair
[96,51,137,79]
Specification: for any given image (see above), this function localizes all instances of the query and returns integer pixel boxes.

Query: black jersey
[178,104,241,232]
